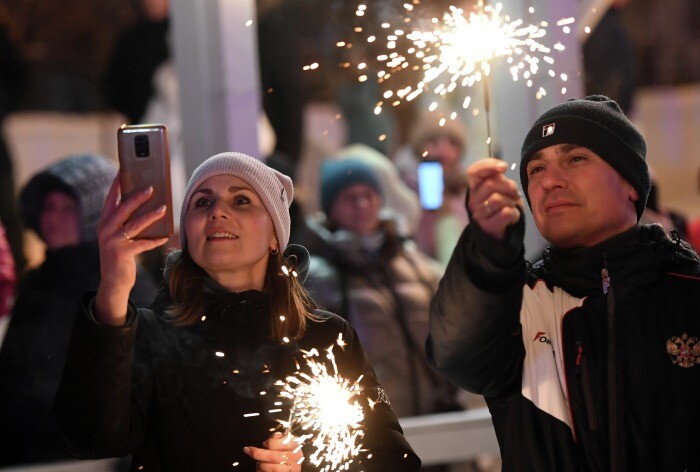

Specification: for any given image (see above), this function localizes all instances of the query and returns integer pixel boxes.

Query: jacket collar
[533,224,697,297]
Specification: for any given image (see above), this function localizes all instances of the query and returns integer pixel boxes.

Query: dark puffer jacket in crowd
[0,154,157,466]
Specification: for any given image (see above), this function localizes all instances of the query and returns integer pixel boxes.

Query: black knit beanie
[519,95,650,220]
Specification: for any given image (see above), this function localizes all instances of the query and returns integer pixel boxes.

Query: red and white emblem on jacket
[666,333,700,368]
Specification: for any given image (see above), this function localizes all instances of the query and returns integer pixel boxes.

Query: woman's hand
[95,176,169,325]
[466,158,524,241]
[244,432,304,472]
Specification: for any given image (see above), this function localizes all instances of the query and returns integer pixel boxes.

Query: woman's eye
[194,197,211,208]
[234,196,250,205]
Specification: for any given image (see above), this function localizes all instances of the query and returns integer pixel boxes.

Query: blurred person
[332,144,421,237]
[582,0,637,114]
[394,112,470,264]
[104,0,170,125]
[688,168,700,252]
[304,159,457,420]
[0,154,157,466]
[640,169,689,240]
[0,20,27,274]
[0,223,14,320]
[688,217,700,253]
[104,0,190,284]
[265,151,326,255]
[334,66,396,157]
[53,152,420,471]
[258,0,326,164]
[428,96,700,471]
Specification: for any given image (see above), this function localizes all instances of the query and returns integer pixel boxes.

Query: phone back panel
[117,124,174,238]
[417,160,444,211]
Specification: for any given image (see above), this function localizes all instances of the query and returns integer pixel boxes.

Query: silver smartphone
[117,124,174,238]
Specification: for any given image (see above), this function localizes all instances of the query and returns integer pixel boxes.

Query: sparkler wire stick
[483,71,493,157]
[283,395,298,436]
[479,0,493,157]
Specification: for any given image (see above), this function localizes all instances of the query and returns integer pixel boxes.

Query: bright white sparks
[277,336,364,471]
[342,1,570,115]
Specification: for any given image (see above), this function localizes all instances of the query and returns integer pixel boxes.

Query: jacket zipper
[575,341,599,431]
[603,254,620,472]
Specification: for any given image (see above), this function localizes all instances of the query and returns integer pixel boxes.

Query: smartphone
[417,159,444,211]
[117,124,174,238]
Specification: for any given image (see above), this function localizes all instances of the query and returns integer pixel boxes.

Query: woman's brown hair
[166,249,317,341]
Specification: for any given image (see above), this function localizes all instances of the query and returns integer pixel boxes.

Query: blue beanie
[320,159,383,216]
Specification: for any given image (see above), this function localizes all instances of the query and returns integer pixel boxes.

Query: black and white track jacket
[427,222,700,472]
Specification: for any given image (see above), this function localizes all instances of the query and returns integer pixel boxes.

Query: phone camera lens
[134,135,150,158]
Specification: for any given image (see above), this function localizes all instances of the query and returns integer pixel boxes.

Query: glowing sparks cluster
[345,2,571,115]
[277,336,365,471]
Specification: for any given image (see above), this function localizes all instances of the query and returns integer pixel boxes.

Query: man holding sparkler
[53,152,420,471]
[427,95,700,471]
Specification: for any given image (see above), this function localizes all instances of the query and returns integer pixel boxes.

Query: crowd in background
[0,0,699,470]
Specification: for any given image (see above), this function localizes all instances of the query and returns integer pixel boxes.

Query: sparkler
[342,1,572,152]
[277,335,365,471]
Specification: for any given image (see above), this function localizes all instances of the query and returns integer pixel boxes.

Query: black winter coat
[54,287,420,471]
[0,241,156,466]
[427,223,700,472]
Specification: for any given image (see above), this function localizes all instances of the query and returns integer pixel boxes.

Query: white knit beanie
[180,152,294,251]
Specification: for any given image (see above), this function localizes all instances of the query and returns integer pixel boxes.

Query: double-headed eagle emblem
[666,333,700,368]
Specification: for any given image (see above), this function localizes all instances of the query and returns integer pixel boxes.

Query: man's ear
[629,186,639,202]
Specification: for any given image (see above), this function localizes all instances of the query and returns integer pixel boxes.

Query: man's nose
[540,165,567,190]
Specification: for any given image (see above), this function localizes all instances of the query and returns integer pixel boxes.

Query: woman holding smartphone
[54,152,420,471]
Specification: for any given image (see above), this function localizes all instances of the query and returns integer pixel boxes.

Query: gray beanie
[20,154,117,243]
[520,95,650,220]
[180,152,294,251]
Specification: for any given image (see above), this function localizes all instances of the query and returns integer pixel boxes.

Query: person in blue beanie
[305,159,457,420]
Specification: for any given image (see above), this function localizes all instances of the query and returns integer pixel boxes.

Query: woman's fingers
[244,433,304,472]
[100,182,169,244]
[105,175,122,209]
[98,176,123,227]
[263,433,303,453]
[120,204,167,241]
[244,446,302,471]
[96,180,168,296]
[98,185,152,241]
[123,236,170,253]
[113,186,155,227]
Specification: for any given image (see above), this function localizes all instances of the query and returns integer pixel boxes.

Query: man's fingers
[466,158,508,189]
